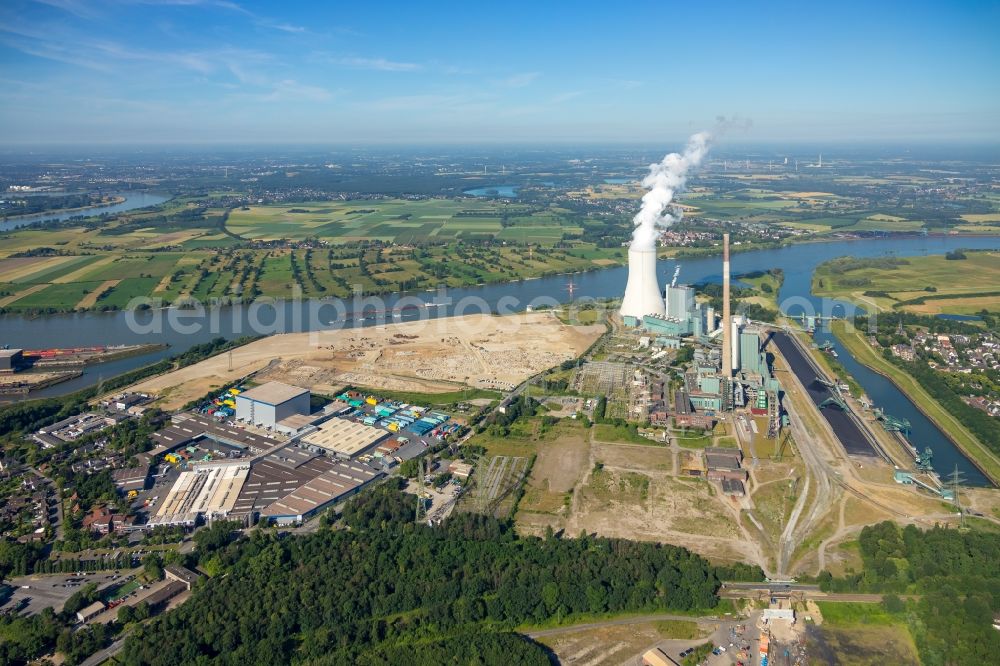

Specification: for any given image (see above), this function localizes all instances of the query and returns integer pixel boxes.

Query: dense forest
[818,521,1000,665]
[117,481,762,665]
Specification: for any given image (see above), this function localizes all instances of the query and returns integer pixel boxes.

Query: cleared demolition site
[129,312,603,409]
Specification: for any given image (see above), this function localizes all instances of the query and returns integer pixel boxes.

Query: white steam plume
[631,131,711,251]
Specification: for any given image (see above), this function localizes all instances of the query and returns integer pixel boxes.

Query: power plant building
[235,381,311,429]
[641,314,689,337]
[665,285,695,321]
[730,319,742,374]
[740,329,768,376]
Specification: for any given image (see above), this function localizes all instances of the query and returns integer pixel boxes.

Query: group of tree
[115,481,761,665]
[478,395,539,437]
[817,521,1000,665]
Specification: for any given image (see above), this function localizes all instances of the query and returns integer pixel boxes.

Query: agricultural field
[0,200,625,312]
[225,199,582,245]
[813,250,1000,315]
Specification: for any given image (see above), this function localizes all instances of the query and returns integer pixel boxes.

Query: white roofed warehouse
[149,461,250,527]
[300,417,390,460]
[234,381,310,429]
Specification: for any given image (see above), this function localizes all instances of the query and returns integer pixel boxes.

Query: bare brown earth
[517,428,768,569]
[126,312,603,410]
[537,620,714,666]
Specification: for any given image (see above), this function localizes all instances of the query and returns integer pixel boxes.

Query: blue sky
[1,0,998,144]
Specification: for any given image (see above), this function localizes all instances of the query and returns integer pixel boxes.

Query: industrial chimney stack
[620,246,666,320]
[721,233,732,377]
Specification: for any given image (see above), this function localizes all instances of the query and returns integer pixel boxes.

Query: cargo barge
[21,343,168,369]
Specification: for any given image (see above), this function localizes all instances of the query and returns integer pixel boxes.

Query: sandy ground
[538,621,716,666]
[0,371,74,388]
[127,312,603,409]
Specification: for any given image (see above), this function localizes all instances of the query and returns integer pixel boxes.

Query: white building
[235,381,310,428]
[665,285,695,321]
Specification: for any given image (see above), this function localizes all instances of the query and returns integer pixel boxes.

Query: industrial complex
[621,233,787,452]
[98,381,469,530]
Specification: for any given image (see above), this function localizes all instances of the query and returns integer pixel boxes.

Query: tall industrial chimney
[620,246,665,320]
[721,234,732,377]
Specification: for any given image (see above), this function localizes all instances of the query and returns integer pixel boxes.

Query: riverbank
[831,320,1000,485]
[0,195,126,222]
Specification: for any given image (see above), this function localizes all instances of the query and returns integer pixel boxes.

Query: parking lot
[624,613,763,666]
[1,571,125,616]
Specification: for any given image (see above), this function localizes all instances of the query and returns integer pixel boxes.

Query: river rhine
[2,234,998,484]
[0,192,170,232]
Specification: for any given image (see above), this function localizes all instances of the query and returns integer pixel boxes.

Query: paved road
[718,583,921,603]
[78,637,125,666]
[526,612,720,638]
[722,582,819,592]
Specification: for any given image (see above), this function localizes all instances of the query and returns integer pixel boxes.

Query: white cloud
[329,56,421,72]
[496,71,540,88]
[550,91,583,104]
[260,79,333,102]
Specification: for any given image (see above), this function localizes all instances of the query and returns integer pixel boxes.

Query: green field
[814,251,1000,314]
[225,200,579,245]
[0,196,625,312]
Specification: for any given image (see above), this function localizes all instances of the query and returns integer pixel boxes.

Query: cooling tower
[620,246,665,319]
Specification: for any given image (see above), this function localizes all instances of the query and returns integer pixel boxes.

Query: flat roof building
[642,648,679,666]
[164,564,202,591]
[150,413,284,457]
[111,466,150,492]
[144,580,187,610]
[0,349,23,372]
[229,447,337,522]
[150,462,250,527]
[721,478,746,496]
[77,601,106,623]
[275,413,320,436]
[705,447,743,472]
[235,381,310,429]
[260,460,382,525]
[300,418,390,459]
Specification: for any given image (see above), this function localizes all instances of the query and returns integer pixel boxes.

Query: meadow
[813,250,1000,315]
